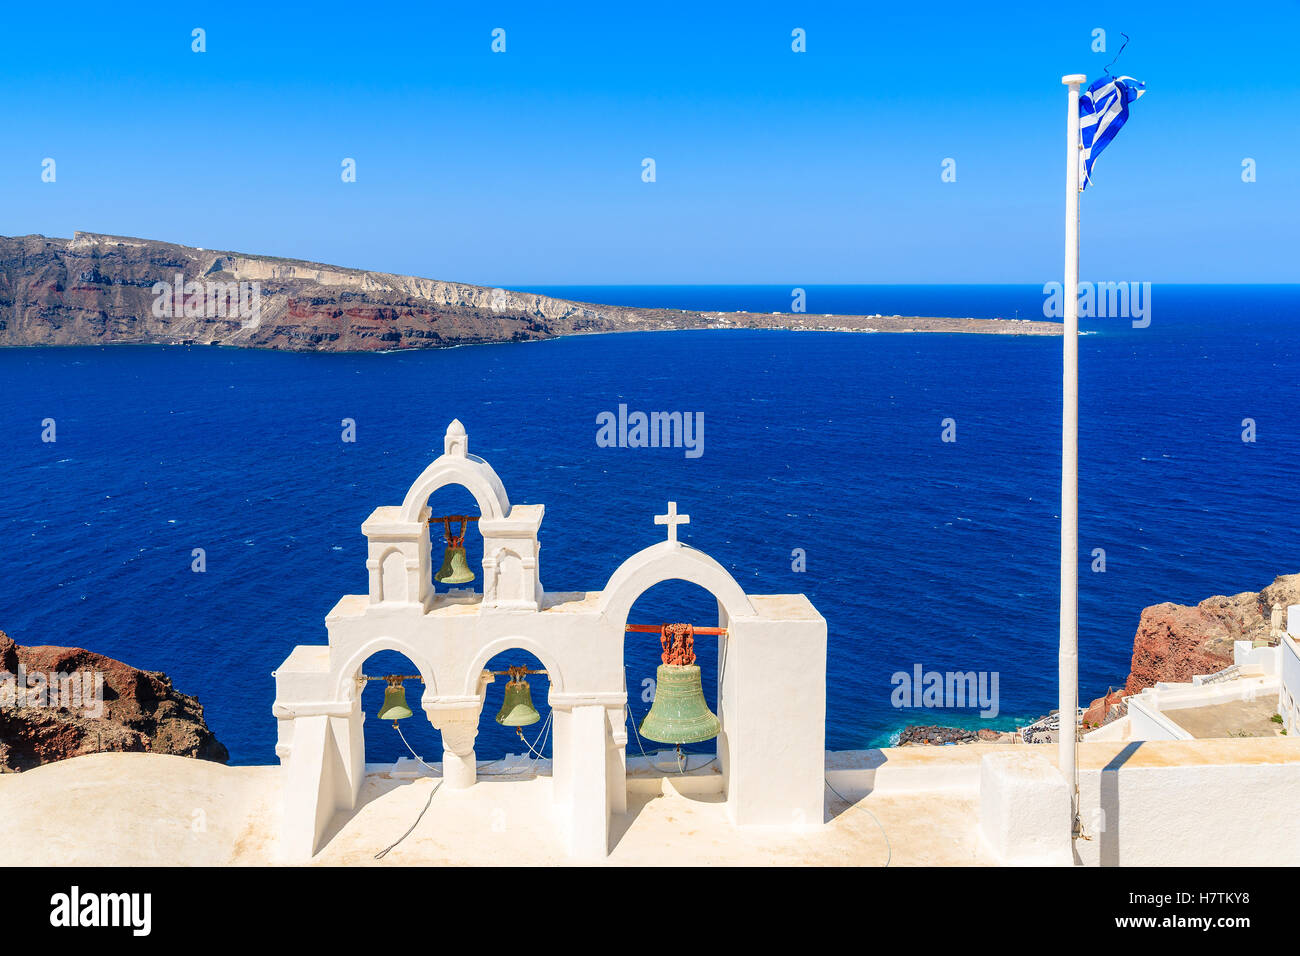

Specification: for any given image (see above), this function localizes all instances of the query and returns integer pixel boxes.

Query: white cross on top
[655,501,690,546]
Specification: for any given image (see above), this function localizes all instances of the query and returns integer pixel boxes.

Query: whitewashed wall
[1073,744,1300,866]
[1279,627,1300,735]
[979,741,1300,866]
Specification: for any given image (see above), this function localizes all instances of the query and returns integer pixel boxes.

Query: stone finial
[444,419,468,457]
[1273,601,1286,634]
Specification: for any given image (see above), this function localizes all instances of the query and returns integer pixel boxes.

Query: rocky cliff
[0,630,228,772]
[896,573,1300,741]
[1081,572,1300,727]
[0,232,1060,350]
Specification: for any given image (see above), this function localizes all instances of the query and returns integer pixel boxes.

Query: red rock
[1116,574,1300,699]
[1075,574,1299,730]
[1124,603,1238,696]
[0,630,227,772]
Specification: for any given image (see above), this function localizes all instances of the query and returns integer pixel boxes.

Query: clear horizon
[2,2,1297,285]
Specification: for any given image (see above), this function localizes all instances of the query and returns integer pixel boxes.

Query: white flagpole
[1059,73,1086,828]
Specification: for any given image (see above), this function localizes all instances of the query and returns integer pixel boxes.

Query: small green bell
[495,678,541,727]
[377,679,413,722]
[638,664,720,744]
[435,545,474,585]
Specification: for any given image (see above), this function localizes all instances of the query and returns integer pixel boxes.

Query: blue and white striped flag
[1079,74,1145,189]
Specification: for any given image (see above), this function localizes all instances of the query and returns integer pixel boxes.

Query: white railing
[1195,664,1241,686]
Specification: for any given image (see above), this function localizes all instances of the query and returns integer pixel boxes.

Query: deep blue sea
[2,284,1296,765]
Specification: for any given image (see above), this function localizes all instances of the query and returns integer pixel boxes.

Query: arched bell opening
[476,648,554,769]
[356,649,436,767]
[424,485,484,595]
[623,580,728,775]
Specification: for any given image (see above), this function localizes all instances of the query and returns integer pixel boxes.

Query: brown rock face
[1259,575,1300,620]
[1123,602,1239,695]
[0,232,1061,351]
[1082,573,1300,725]
[0,630,228,772]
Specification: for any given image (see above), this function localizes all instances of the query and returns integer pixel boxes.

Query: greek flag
[1079,74,1145,189]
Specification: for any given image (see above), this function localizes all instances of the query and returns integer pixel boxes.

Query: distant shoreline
[565,314,1062,336]
[0,232,1062,352]
[0,322,1063,358]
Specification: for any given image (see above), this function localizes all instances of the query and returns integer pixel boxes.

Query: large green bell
[638,664,720,744]
[435,545,474,585]
[495,678,541,727]
[377,680,413,722]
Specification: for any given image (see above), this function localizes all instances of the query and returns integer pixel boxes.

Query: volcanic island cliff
[898,572,1300,745]
[0,232,1060,351]
[0,630,227,773]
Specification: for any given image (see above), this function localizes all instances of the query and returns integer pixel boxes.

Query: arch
[462,635,568,697]
[399,455,510,523]
[331,635,438,702]
[597,543,756,632]
[378,547,407,603]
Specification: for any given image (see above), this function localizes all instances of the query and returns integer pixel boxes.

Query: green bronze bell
[638,664,720,744]
[495,678,541,727]
[435,545,474,585]
[377,679,413,722]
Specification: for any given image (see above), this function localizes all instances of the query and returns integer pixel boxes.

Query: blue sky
[1,1,1296,284]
